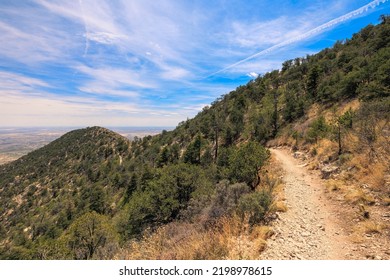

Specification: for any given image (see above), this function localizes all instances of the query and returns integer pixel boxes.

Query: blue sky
[0,0,389,127]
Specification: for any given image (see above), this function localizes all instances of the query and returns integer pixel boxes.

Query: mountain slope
[0,127,132,258]
[0,16,389,259]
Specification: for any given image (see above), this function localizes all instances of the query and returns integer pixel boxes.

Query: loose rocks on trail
[261,148,354,260]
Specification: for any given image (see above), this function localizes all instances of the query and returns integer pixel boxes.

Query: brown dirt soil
[261,148,390,260]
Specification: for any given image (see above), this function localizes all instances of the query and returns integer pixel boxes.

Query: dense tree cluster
[0,16,388,259]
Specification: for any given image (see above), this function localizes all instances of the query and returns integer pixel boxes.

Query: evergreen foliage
[0,17,389,259]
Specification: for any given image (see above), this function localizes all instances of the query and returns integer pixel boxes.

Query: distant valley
[0,127,170,165]
[0,18,388,260]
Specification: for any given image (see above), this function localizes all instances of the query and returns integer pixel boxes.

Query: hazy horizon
[0,126,174,130]
[0,126,172,165]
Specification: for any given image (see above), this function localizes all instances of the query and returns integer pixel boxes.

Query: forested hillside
[0,16,388,259]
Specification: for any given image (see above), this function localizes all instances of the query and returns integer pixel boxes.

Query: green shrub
[62,211,118,260]
[306,116,329,143]
[228,141,269,188]
[237,190,272,226]
[207,181,251,220]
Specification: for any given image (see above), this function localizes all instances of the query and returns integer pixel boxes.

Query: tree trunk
[337,124,342,155]
[214,128,219,162]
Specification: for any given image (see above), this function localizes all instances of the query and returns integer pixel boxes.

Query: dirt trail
[261,148,353,260]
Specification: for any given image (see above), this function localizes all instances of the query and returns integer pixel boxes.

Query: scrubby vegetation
[0,126,271,259]
[0,16,389,259]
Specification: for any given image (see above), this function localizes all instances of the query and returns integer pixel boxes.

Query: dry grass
[307,103,321,120]
[222,217,268,259]
[349,221,385,243]
[270,201,287,212]
[342,99,361,112]
[116,215,271,260]
[250,226,274,240]
[116,222,224,260]
[325,179,344,192]
[357,220,385,235]
[349,154,366,172]
[346,121,389,190]
[269,98,390,253]
[350,153,387,185]
[381,196,390,206]
[116,151,289,260]
[315,139,337,162]
[344,187,375,205]
[365,163,387,191]
[261,154,287,215]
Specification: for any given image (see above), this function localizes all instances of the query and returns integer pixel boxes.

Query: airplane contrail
[207,0,389,78]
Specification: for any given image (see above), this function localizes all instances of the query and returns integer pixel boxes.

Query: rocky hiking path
[261,148,353,260]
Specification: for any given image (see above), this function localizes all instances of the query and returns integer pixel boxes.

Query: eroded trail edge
[261,148,351,260]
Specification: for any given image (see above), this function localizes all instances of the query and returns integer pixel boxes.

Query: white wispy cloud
[35,0,121,36]
[225,17,312,49]
[159,66,192,80]
[33,0,200,82]
[76,65,155,89]
[0,69,200,127]
[1,0,388,127]
[208,0,389,77]
[0,18,74,64]
[247,72,259,79]
[0,71,49,89]
[85,32,127,45]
